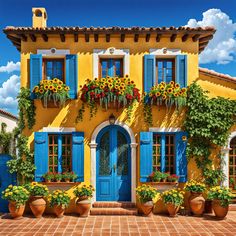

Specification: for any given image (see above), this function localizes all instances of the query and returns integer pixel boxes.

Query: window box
[146,182,178,193]
[41,182,80,191]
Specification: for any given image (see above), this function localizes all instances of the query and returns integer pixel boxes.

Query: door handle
[113,164,116,172]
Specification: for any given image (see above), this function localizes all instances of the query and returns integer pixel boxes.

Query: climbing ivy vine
[184,82,236,185]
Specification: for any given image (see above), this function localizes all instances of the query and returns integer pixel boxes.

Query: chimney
[32,8,47,28]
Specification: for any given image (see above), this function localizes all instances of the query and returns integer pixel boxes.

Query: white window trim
[149,127,182,132]
[149,48,181,56]
[221,131,236,187]
[42,127,75,132]
[93,48,130,78]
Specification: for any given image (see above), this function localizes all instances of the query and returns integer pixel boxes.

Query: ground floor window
[153,133,175,174]
[229,137,236,186]
[48,134,72,173]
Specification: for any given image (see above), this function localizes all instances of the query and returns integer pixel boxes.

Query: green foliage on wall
[0,123,13,154]
[184,82,236,185]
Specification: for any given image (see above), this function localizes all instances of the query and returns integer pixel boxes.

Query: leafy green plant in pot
[184,180,206,216]
[2,185,29,219]
[207,186,233,219]
[162,188,185,217]
[42,172,54,183]
[27,182,49,218]
[54,173,62,183]
[48,190,71,218]
[136,184,157,216]
[73,185,95,217]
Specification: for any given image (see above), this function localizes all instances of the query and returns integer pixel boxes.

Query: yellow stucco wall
[19,34,236,212]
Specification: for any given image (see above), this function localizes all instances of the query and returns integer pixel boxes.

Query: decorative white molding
[93,48,130,78]
[42,127,75,132]
[221,131,236,187]
[37,49,70,56]
[149,48,181,56]
[149,127,181,132]
[90,120,137,203]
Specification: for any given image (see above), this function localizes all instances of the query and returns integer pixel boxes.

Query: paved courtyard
[1,212,236,236]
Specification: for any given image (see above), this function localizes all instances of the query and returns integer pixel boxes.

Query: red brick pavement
[0,212,236,236]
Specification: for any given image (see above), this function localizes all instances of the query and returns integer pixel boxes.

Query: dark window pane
[99,131,110,176]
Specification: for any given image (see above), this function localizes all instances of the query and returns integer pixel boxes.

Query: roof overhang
[3,26,215,53]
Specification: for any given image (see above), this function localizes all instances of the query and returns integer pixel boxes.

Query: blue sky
[0,0,236,115]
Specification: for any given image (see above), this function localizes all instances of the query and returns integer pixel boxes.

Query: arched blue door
[0,155,17,212]
[96,125,131,201]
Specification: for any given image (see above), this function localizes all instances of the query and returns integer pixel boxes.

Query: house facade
[4,8,236,207]
[0,109,18,132]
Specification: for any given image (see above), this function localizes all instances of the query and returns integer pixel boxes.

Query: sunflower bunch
[79,75,140,110]
[162,188,185,206]
[145,81,187,109]
[33,78,70,107]
[48,190,71,208]
[73,184,95,198]
[26,182,49,197]
[136,184,157,203]
[184,180,206,193]
[2,185,30,208]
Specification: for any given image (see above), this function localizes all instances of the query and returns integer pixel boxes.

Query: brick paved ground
[1,212,236,236]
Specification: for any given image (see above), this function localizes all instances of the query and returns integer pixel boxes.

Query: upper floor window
[156,59,175,84]
[48,134,72,173]
[44,59,64,82]
[100,58,123,78]
[152,133,175,174]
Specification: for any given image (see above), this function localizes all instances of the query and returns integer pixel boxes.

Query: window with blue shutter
[140,131,188,183]
[144,55,156,92]
[176,55,187,88]
[140,132,153,182]
[34,132,48,182]
[66,54,78,99]
[72,132,84,182]
[30,54,42,95]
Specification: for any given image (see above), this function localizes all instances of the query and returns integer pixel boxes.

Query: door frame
[90,120,137,203]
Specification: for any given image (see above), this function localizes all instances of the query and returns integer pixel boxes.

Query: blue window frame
[48,133,72,173]
[156,59,175,84]
[44,59,64,81]
[100,58,123,78]
[153,133,176,174]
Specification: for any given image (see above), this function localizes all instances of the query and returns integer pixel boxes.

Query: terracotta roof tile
[199,67,236,84]
[0,109,18,120]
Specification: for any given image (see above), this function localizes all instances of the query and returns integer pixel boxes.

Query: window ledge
[41,182,80,187]
[146,182,178,192]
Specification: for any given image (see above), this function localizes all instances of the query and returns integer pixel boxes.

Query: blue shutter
[66,54,78,99]
[144,55,156,92]
[176,55,187,88]
[175,131,188,182]
[140,132,153,182]
[34,132,48,182]
[30,54,42,97]
[72,132,84,182]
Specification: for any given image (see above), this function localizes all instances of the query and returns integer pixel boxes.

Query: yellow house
[4,7,236,214]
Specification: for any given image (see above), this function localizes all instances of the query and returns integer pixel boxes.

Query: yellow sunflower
[49,85,54,90]
[65,86,70,91]
[39,89,44,94]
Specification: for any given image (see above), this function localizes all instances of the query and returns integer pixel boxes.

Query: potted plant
[27,182,49,218]
[168,174,179,183]
[162,188,184,217]
[136,184,157,216]
[161,172,170,182]
[150,171,163,182]
[207,186,233,219]
[230,177,235,189]
[73,184,95,217]
[62,172,78,182]
[42,172,54,183]
[184,180,206,216]
[1,185,29,219]
[48,190,71,218]
[33,78,70,108]
[54,173,62,183]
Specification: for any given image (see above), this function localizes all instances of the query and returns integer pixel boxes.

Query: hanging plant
[144,81,187,109]
[33,78,70,108]
[76,75,140,121]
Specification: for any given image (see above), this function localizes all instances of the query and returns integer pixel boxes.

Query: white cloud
[0,75,20,110]
[0,61,21,73]
[186,9,236,64]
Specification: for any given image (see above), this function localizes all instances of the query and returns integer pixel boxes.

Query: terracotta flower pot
[166,203,180,217]
[75,199,91,217]
[140,201,153,216]
[65,179,70,183]
[29,196,46,218]
[212,200,229,219]
[8,202,25,220]
[53,205,65,218]
[56,180,61,183]
[189,192,205,216]
[79,196,89,201]
[45,180,51,183]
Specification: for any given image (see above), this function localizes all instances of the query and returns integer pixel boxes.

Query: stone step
[90,207,138,215]
[92,201,136,208]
